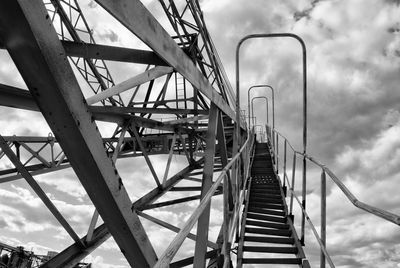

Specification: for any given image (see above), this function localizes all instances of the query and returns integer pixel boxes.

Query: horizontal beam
[0,83,39,111]
[0,86,208,120]
[62,40,168,66]
[89,105,208,115]
[92,111,191,133]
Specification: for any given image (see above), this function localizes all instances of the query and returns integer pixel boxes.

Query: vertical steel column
[194,104,219,268]
[321,169,327,268]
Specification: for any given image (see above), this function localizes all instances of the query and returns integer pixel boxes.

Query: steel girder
[0,1,157,266]
[0,0,241,267]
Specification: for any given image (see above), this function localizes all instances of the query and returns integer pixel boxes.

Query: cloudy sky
[1,0,400,267]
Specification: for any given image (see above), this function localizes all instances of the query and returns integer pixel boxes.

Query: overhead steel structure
[0,0,246,267]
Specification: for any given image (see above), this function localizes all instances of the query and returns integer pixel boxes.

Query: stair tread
[244,235,294,244]
[246,219,289,229]
[243,246,298,254]
[248,202,284,210]
[247,207,286,217]
[242,258,302,264]
[245,227,291,236]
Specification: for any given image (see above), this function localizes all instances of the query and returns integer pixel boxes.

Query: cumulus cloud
[1,0,400,267]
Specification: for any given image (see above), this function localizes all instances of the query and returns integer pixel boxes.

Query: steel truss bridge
[0,1,399,267]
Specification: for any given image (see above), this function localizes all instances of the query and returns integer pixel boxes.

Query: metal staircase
[237,142,310,267]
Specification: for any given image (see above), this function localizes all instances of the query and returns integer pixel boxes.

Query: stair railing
[269,126,400,268]
[154,129,255,267]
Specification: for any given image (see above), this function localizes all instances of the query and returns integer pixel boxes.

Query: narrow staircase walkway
[237,142,310,267]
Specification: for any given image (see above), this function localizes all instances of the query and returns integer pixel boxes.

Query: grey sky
[1,0,400,267]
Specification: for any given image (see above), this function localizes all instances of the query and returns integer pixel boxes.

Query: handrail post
[301,155,306,245]
[321,169,327,268]
[223,173,230,265]
[289,152,296,215]
[283,140,287,195]
[276,134,279,174]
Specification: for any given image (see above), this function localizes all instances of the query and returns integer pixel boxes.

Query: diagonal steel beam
[130,124,161,187]
[86,66,173,105]
[0,1,157,266]
[0,135,83,246]
[94,0,245,129]
[40,159,203,267]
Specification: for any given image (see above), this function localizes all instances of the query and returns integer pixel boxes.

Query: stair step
[248,202,284,210]
[247,207,286,217]
[243,246,298,254]
[250,194,282,201]
[250,194,282,200]
[246,212,287,223]
[250,188,281,194]
[246,220,289,230]
[248,197,283,205]
[251,184,280,189]
[245,227,291,237]
[242,258,302,264]
[251,187,281,193]
[244,235,294,244]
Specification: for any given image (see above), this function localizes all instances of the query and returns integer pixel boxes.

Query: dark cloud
[98,29,119,43]
[88,0,97,9]
[385,0,400,5]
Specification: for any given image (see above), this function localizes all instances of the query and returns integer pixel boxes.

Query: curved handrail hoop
[251,96,269,127]
[247,85,275,131]
[236,32,308,243]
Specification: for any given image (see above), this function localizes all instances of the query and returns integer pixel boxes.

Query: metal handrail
[269,125,400,267]
[272,127,400,225]
[154,129,255,267]
[304,154,400,225]
[290,190,335,267]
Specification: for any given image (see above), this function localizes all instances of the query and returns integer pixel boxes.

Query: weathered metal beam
[170,250,219,268]
[62,40,168,66]
[90,106,208,115]
[0,1,157,266]
[137,211,218,249]
[194,104,219,267]
[0,135,83,246]
[0,85,208,116]
[164,115,209,125]
[0,83,38,111]
[140,192,222,211]
[86,66,173,105]
[0,163,71,184]
[40,159,203,267]
[40,224,110,268]
[133,158,204,210]
[94,0,245,129]
[163,134,177,186]
[130,124,161,187]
